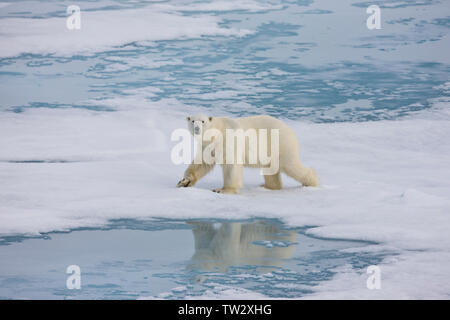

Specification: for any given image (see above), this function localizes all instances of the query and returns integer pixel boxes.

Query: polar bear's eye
[202,120,205,123]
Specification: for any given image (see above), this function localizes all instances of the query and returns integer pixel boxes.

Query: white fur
[177,114,319,194]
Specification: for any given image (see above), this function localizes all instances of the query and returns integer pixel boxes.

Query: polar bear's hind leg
[282,162,319,187]
[263,172,282,190]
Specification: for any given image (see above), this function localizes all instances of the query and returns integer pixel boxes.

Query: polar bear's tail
[283,163,319,187]
[302,167,320,187]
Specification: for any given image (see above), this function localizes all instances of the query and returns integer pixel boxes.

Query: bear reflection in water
[187,221,297,275]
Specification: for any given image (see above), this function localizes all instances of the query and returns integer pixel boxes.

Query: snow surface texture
[0,0,450,299]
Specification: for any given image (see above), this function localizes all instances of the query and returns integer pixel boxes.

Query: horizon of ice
[0,0,449,299]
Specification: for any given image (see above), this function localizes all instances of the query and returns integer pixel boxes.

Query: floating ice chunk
[0,8,252,58]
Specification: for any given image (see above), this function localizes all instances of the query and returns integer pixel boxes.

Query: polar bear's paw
[212,188,239,194]
[177,177,193,188]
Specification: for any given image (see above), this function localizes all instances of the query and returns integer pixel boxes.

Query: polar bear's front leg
[213,164,242,194]
[177,163,215,188]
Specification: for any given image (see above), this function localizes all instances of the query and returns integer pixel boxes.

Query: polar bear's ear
[209,116,213,121]
[187,116,191,121]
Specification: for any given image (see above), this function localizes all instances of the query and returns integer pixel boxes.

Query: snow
[304,251,450,300]
[141,284,271,300]
[0,94,449,299]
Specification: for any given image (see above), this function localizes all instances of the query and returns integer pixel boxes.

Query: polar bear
[176,114,319,194]
[187,221,298,274]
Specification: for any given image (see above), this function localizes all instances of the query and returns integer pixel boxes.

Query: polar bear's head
[186,114,213,136]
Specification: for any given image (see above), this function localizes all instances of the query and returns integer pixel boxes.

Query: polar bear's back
[236,115,301,159]
[236,115,286,130]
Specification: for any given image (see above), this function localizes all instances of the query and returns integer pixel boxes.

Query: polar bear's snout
[194,124,201,135]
